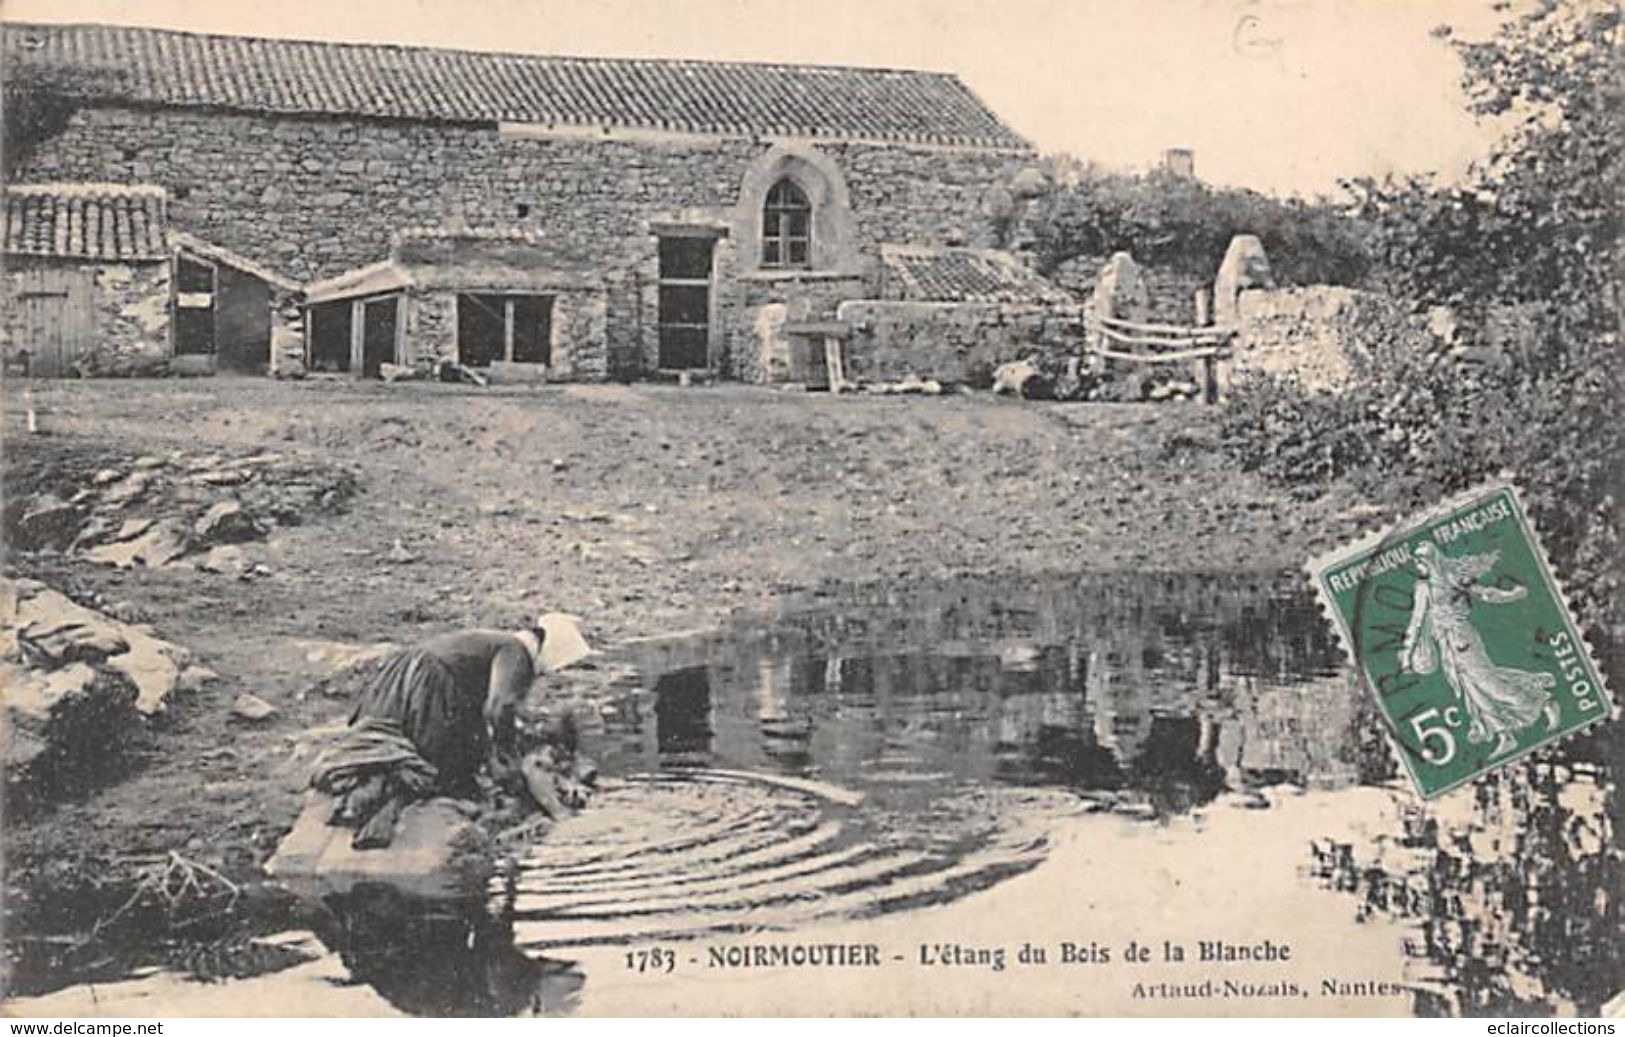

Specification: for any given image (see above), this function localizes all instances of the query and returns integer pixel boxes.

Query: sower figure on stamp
[1400,542,1560,758]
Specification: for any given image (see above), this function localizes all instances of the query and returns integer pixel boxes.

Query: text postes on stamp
[1309,482,1613,799]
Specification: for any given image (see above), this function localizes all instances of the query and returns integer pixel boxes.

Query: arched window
[761,179,811,269]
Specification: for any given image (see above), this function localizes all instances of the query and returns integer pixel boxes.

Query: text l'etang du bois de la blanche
[624,938,1407,1002]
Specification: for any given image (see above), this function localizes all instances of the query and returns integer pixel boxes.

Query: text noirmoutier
[702,939,1296,971]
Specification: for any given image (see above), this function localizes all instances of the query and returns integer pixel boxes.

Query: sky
[4,0,1515,197]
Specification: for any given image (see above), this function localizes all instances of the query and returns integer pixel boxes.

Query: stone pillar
[1213,234,1274,328]
[1088,251,1149,372]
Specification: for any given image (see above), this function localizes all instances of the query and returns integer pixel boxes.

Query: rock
[198,544,251,576]
[2,660,138,777]
[196,468,253,486]
[132,456,166,470]
[17,620,129,667]
[83,518,191,568]
[194,500,264,545]
[992,359,1040,396]
[11,582,189,715]
[100,472,153,507]
[1214,234,1275,326]
[1092,251,1151,327]
[14,495,83,551]
[267,792,494,901]
[4,661,100,725]
[384,539,417,565]
[231,693,279,722]
[178,664,219,692]
[91,468,124,486]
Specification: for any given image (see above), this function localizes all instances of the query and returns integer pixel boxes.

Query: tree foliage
[1226,0,1623,644]
[3,55,124,178]
[1020,160,1369,286]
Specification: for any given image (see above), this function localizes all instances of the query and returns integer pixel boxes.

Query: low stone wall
[1232,286,1411,392]
[836,299,1085,386]
[734,271,874,383]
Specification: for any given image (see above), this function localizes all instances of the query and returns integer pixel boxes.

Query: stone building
[5,21,1036,381]
[1,182,296,375]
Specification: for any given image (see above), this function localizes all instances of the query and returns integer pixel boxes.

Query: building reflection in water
[589,570,1615,1016]
[609,571,1365,813]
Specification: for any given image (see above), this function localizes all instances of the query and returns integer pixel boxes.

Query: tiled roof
[3,22,1031,151]
[880,245,1074,304]
[3,183,168,261]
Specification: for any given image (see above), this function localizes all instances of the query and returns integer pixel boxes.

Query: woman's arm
[484,642,536,780]
[1471,583,1527,604]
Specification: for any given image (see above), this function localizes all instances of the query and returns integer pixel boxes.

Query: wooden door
[657,236,714,370]
[13,268,94,377]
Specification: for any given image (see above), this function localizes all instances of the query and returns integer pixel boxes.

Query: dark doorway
[657,236,714,370]
[215,265,273,373]
[173,255,216,357]
[307,300,352,372]
[458,293,505,368]
[360,297,399,378]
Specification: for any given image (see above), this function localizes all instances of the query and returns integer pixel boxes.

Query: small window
[761,179,811,270]
[516,203,532,218]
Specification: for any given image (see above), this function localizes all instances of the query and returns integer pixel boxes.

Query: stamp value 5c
[1309,482,1614,798]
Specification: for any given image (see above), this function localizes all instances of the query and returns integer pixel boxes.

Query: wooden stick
[1093,345,1229,364]
[1095,314,1225,336]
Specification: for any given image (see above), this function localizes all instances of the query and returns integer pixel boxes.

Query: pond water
[10,571,1619,1017]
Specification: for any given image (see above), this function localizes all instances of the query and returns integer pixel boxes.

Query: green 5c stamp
[1309,483,1614,798]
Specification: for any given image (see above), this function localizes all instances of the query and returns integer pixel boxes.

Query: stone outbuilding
[6,21,1038,383]
[2,183,170,376]
[301,230,608,380]
[2,182,300,376]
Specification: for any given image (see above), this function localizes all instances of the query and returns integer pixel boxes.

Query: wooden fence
[1086,313,1234,403]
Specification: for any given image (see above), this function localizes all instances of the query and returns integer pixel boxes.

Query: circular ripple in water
[506,772,1066,953]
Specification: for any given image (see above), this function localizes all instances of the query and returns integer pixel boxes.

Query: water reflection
[310,886,584,1016]
[13,571,1613,1017]
[597,572,1369,816]
[1312,752,1622,1017]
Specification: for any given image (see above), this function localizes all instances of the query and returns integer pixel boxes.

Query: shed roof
[3,183,169,261]
[880,245,1073,304]
[4,22,1031,151]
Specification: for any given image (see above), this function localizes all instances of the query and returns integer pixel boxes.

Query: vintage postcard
[2,0,1619,1021]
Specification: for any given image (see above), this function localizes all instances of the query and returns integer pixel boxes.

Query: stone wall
[1232,286,1410,391]
[2,258,170,373]
[399,287,610,380]
[836,299,1085,386]
[20,105,1023,380]
[95,262,171,365]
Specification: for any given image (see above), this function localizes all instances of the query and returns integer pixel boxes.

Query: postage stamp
[1309,482,1614,799]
